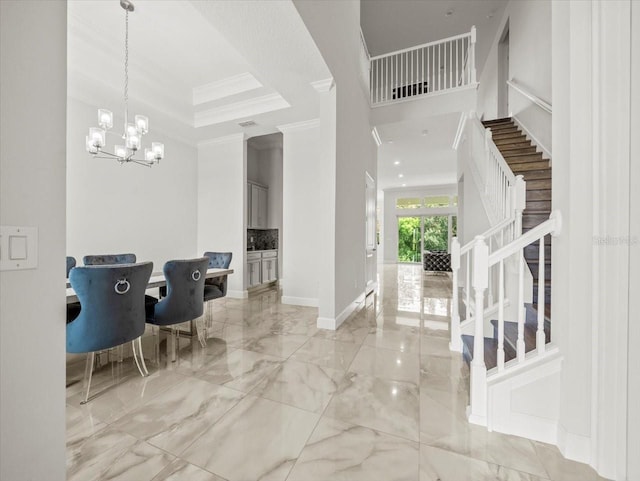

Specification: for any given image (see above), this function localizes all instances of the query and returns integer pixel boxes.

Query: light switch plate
[0,226,38,271]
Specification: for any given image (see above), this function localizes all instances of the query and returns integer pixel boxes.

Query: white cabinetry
[247,252,262,288]
[248,182,268,229]
[246,250,278,288]
[261,251,278,283]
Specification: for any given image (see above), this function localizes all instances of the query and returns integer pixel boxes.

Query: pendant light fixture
[85,0,164,167]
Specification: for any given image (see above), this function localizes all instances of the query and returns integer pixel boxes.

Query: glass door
[398,214,458,263]
[397,216,422,263]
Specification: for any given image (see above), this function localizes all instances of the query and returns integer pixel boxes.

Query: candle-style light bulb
[135,115,149,135]
[152,142,164,160]
[89,128,106,149]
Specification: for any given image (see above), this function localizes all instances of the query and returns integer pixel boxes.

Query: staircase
[460,117,552,368]
[482,117,552,316]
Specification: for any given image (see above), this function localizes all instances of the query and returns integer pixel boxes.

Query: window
[424,195,449,208]
[396,197,421,209]
[451,195,458,206]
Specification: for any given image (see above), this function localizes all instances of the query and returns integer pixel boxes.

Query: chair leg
[170,327,177,363]
[131,340,146,377]
[152,325,160,365]
[80,352,95,405]
[137,336,149,376]
[196,316,207,348]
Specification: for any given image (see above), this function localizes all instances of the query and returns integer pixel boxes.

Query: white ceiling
[68,0,331,144]
[376,112,461,191]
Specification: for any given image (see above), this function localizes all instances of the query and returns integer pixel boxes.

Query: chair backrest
[83,253,137,266]
[66,256,76,277]
[151,257,209,326]
[203,252,232,269]
[66,262,153,353]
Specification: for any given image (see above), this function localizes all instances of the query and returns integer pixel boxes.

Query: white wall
[66,98,198,270]
[294,0,377,328]
[281,122,322,307]
[0,1,67,479]
[478,0,552,156]
[553,1,634,477]
[381,185,457,263]
[197,136,246,296]
[628,4,640,479]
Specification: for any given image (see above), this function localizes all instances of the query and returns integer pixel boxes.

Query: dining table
[66,268,234,303]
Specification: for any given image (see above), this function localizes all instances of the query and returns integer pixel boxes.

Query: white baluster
[517,251,525,362]
[470,25,477,83]
[450,237,462,352]
[438,43,441,91]
[469,235,488,425]
[498,259,505,371]
[537,236,546,354]
[466,253,471,315]
[449,40,453,89]
[514,175,526,237]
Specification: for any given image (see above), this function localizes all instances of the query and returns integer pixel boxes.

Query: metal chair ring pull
[114,279,131,295]
[192,271,201,281]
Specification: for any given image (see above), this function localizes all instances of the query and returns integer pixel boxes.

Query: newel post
[514,175,526,237]
[469,235,488,426]
[450,237,462,352]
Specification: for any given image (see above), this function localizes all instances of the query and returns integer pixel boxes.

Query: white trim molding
[227,289,249,299]
[281,296,319,307]
[311,78,335,93]
[193,73,262,106]
[277,118,320,133]
[317,291,367,330]
[197,132,246,147]
[194,93,290,128]
[512,116,552,161]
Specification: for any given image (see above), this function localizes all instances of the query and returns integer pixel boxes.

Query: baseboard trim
[227,289,249,299]
[557,424,591,466]
[317,291,367,331]
[281,296,319,307]
[512,115,552,162]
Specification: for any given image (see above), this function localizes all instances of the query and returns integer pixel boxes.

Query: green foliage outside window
[398,217,421,262]
[423,216,449,252]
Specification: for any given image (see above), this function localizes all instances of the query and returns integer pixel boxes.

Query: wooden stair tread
[462,335,517,370]
[503,153,545,163]
[494,135,528,145]
[510,161,551,172]
[491,130,523,140]
[489,318,551,354]
[482,117,513,125]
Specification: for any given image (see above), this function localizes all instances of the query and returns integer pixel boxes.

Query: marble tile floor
[66,264,608,481]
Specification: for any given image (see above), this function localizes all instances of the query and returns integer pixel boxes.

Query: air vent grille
[238,120,257,127]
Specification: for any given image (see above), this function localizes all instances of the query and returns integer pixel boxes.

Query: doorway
[397,215,457,263]
[498,23,510,117]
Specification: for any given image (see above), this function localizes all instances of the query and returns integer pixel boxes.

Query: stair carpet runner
[462,117,551,370]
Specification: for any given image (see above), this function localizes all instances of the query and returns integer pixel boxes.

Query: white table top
[66,268,233,304]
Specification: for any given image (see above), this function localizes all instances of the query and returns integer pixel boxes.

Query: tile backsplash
[247,229,278,251]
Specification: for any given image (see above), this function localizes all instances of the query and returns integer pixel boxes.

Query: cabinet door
[248,260,261,287]
[261,258,278,283]
[250,184,260,228]
[257,186,268,228]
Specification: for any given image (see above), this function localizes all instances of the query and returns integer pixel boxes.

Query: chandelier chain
[124,10,129,118]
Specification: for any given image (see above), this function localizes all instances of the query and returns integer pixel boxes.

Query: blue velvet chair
[83,253,136,266]
[66,256,76,277]
[203,252,232,301]
[83,253,158,312]
[66,257,81,323]
[67,262,153,403]
[146,257,209,360]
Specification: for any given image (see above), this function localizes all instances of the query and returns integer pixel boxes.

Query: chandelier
[85,0,164,167]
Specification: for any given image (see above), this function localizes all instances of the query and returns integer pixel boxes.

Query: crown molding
[277,118,320,133]
[310,78,335,93]
[197,133,246,147]
[194,93,290,128]
[193,73,262,106]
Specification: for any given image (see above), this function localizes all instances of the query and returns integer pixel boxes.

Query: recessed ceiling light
[421,129,429,136]
[398,173,404,178]
[402,183,407,187]
[394,160,400,165]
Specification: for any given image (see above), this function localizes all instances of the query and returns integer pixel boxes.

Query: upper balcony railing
[366,27,477,107]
